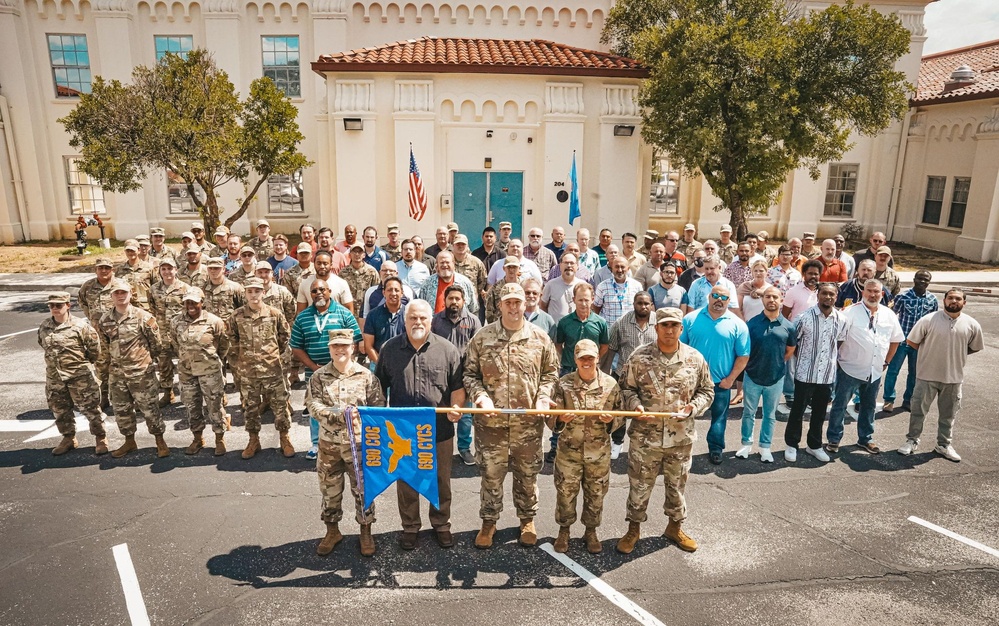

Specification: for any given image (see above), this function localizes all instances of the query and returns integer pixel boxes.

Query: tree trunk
[224,176,268,230]
[201,191,221,236]
[729,198,748,242]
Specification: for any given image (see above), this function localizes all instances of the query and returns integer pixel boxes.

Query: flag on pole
[408,145,428,222]
[568,151,581,226]
[358,406,439,509]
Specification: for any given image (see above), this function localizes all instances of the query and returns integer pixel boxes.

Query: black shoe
[544,448,556,464]
[399,531,418,550]
[458,449,476,466]
[709,451,723,465]
[302,407,310,417]
[435,529,454,548]
[900,402,911,412]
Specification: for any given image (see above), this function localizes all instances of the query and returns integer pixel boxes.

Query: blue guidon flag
[357,406,439,509]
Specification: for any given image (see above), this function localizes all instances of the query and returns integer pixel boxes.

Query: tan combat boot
[242,433,261,460]
[52,436,77,456]
[94,436,109,456]
[111,436,138,458]
[616,521,641,554]
[583,527,602,554]
[359,523,376,557]
[214,433,226,456]
[158,390,174,408]
[279,431,295,458]
[519,519,538,547]
[154,435,170,458]
[185,432,205,455]
[553,526,571,553]
[664,519,698,552]
[475,521,496,549]
[316,522,343,556]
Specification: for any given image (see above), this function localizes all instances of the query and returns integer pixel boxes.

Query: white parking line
[0,328,35,340]
[540,543,666,626]
[908,516,999,559]
[0,420,55,432]
[112,543,151,626]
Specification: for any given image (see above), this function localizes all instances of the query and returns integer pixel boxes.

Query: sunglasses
[311,288,329,294]
[666,238,679,242]
[711,293,730,301]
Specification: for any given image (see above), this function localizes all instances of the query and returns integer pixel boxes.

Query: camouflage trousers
[157,344,177,391]
[179,369,226,435]
[553,441,611,528]
[317,436,372,524]
[46,372,106,438]
[626,443,693,524]
[96,335,110,401]
[110,370,165,437]
[474,417,545,521]
[240,376,291,433]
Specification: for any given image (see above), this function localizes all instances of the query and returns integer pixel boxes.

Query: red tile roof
[914,38,999,105]
[312,37,647,78]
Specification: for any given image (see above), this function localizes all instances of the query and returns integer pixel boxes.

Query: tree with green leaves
[603,0,912,239]
[59,49,312,233]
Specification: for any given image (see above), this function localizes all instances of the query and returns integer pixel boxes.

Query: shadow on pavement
[206,528,669,590]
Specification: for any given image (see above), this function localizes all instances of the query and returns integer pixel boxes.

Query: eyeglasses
[311,288,329,294]
[241,253,254,257]
[524,290,540,295]
[529,234,542,238]
[711,293,730,301]
[666,238,678,242]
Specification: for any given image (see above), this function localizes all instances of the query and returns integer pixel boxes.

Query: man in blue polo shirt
[686,255,738,312]
[681,284,750,465]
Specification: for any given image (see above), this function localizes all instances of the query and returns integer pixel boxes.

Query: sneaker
[846,404,859,419]
[824,442,840,454]
[760,448,774,463]
[458,448,476,466]
[784,447,797,463]
[610,442,623,460]
[805,447,830,462]
[857,441,881,454]
[883,401,895,412]
[306,445,319,460]
[897,439,917,455]
[934,445,961,462]
[776,403,791,416]
[735,445,752,459]
[900,402,911,412]
[709,451,723,465]
[302,407,310,417]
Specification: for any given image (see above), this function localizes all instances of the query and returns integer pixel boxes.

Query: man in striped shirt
[883,270,938,412]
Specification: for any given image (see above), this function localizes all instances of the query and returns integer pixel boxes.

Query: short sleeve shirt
[744,313,796,386]
[680,309,751,384]
[908,311,984,383]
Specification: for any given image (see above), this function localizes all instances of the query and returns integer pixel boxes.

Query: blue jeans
[457,414,473,451]
[827,367,881,445]
[741,374,783,447]
[305,369,319,447]
[782,361,795,402]
[883,343,917,404]
[706,384,733,454]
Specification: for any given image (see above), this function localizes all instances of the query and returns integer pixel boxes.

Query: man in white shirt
[486,239,542,285]
[396,239,431,292]
[575,228,601,275]
[540,253,583,324]
[297,250,353,314]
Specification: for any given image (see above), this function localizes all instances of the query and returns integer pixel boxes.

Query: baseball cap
[802,231,816,240]
[574,339,599,359]
[136,235,150,244]
[254,261,273,273]
[159,256,178,268]
[498,221,512,229]
[757,230,771,239]
[184,246,201,255]
[499,283,525,301]
[644,229,659,239]
[150,227,166,236]
[123,239,139,252]
[191,222,205,231]
[350,242,364,252]
[656,307,683,324]
[504,256,521,267]
[205,257,224,268]
[720,225,733,233]
[447,222,459,232]
[387,223,400,234]
[876,246,892,255]
[110,278,131,292]
[95,257,113,268]
[328,329,355,345]
[47,291,71,305]
[453,234,469,246]
[296,242,313,254]
[257,219,270,228]
[182,289,204,303]
[181,231,195,241]
[239,245,255,255]
[243,277,264,290]
[214,227,229,237]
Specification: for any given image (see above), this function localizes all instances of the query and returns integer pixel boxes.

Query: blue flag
[358,406,439,509]
[568,151,581,226]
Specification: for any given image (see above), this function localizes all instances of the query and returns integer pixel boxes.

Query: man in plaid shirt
[883,270,938,412]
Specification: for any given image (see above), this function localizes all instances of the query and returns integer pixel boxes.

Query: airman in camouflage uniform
[247,219,274,260]
[548,339,622,554]
[227,245,257,285]
[256,261,297,325]
[616,307,714,554]
[452,235,488,315]
[115,239,155,311]
[306,329,386,557]
[282,243,316,385]
[202,257,246,324]
[38,291,108,456]
[228,277,295,459]
[78,257,116,404]
[98,280,170,458]
[178,247,209,290]
[339,250,379,323]
[464,282,559,549]
[484,257,521,324]
[149,228,179,265]
[207,226,230,259]
[171,289,228,456]
[149,257,191,406]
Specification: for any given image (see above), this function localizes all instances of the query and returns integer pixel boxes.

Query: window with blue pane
[261,36,300,97]
[48,34,91,98]
[155,35,194,61]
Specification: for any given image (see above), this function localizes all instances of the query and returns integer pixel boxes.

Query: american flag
[408,145,428,222]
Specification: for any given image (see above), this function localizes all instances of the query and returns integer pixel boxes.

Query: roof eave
[911,90,999,107]
[310,61,649,79]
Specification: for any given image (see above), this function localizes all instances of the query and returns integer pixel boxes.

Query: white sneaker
[611,442,623,460]
[846,404,859,419]
[897,439,918,455]
[784,447,797,462]
[805,447,831,462]
[760,448,774,463]
[735,445,753,459]
[934,445,961,462]
[776,403,791,416]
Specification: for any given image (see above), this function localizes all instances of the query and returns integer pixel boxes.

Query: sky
[922,0,999,55]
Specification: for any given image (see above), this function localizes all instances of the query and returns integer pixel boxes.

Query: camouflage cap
[498,221,512,229]
[350,242,364,252]
[446,221,459,232]
[213,227,229,237]
[94,257,113,268]
[191,221,205,231]
[181,231,195,240]
[504,256,521,268]
[184,246,201,255]
[136,235,151,244]
[243,277,264,290]
[110,278,131,292]
[123,239,140,251]
[802,231,816,240]
[150,227,166,236]
[296,242,313,254]
[254,261,273,273]
[757,230,771,239]
[239,245,256,255]
[47,291,71,305]
[257,218,270,227]
[644,229,659,239]
[182,288,204,303]
[205,257,224,268]
[453,234,469,246]
[574,338,599,359]
[327,328,354,346]
[655,307,684,325]
[720,224,733,233]
[683,223,696,231]
[387,223,400,234]
[499,282,525,301]
[159,256,178,268]
[876,245,892,256]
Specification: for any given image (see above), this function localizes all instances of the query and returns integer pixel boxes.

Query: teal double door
[453,171,524,242]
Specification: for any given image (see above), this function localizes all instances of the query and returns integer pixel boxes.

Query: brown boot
[52,436,77,456]
[224,413,232,432]
[154,435,170,458]
[94,436,109,456]
[279,431,295,458]
[111,436,138,458]
[316,522,343,556]
[664,519,698,552]
[184,432,205,455]
[158,390,175,408]
[242,433,261,460]
[475,521,496,549]
[359,523,376,557]
[518,519,537,547]
[553,526,570,553]
[584,527,602,554]
[616,521,641,554]
[214,433,226,456]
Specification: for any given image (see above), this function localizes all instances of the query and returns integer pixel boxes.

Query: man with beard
[362,261,415,317]
[722,242,754,287]
[223,234,243,274]
[605,291,656,459]
[883,270,937,412]
[412,236,437,273]
[649,262,688,311]
[397,239,431,293]
[541,253,584,324]
[299,223,318,253]
[523,227,558,280]
[546,226,567,262]
[634,243,667,290]
[418,251,479,316]
[363,277,408,364]
[296,250,353,315]
[818,239,849,283]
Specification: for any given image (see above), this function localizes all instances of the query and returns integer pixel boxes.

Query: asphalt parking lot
[0,290,997,625]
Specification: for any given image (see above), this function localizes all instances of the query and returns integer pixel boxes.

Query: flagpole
[433,407,688,419]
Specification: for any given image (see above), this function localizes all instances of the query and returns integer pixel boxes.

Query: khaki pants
[397,437,453,532]
[907,379,962,447]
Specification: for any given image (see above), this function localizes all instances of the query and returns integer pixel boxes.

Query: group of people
[38,219,983,558]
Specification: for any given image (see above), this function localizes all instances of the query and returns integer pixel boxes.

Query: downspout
[0,94,30,242]
[886,108,914,242]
